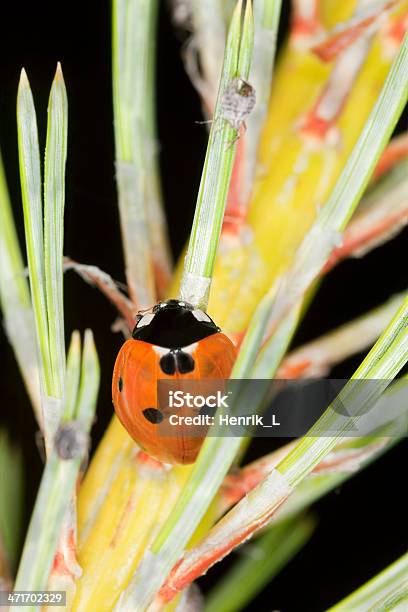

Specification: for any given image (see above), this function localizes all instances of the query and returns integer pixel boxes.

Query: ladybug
[112,299,236,464]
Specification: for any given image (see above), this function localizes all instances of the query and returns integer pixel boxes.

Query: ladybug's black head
[132,300,219,349]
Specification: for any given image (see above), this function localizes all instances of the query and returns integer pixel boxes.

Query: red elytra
[112,300,236,464]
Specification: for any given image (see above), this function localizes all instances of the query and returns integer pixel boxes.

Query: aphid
[220,77,256,133]
[112,299,236,464]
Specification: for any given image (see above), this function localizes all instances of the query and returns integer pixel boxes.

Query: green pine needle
[179,0,255,309]
[12,331,100,603]
[17,65,68,448]
[44,63,68,399]
[277,297,408,487]
[17,69,52,393]
[113,0,167,308]
[0,432,24,572]
[329,550,408,611]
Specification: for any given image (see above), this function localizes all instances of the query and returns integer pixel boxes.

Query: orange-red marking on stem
[300,29,372,144]
[134,450,167,471]
[51,528,78,579]
[291,0,322,42]
[277,357,314,379]
[157,495,289,605]
[312,1,397,62]
[109,496,135,549]
[385,8,408,46]
[323,208,408,274]
[222,136,248,236]
[300,112,338,143]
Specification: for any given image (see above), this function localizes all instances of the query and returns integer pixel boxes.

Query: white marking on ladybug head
[192,309,211,323]
[137,313,155,328]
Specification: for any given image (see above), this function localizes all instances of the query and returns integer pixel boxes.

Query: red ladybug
[112,299,236,464]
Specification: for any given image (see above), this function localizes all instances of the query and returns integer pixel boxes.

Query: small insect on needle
[221,77,256,142]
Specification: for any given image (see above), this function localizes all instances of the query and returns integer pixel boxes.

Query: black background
[0,2,407,610]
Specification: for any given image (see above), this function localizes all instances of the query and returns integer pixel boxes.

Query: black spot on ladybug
[118,377,123,392]
[160,352,177,375]
[199,404,217,418]
[176,350,195,374]
[143,408,164,424]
